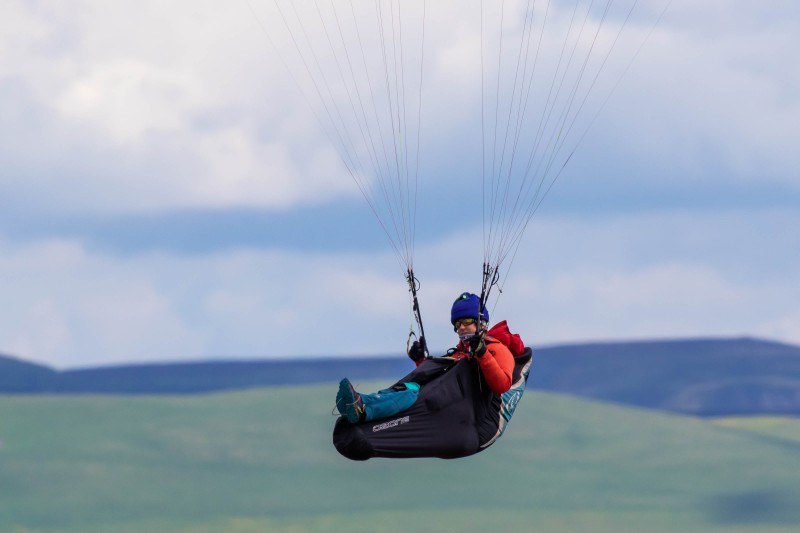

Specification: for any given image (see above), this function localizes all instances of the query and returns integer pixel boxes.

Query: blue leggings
[361,382,420,422]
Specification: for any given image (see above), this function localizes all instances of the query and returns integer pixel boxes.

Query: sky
[1,0,798,369]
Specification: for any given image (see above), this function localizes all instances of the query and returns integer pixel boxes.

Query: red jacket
[451,336,515,394]
[412,321,524,394]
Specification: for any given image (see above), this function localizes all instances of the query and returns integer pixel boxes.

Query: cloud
[0,239,205,367]
[1,1,798,368]
[0,234,410,367]
[0,0,357,215]
[496,207,800,345]
[595,1,800,189]
[12,0,797,220]
[1,207,796,368]
[413,206,800,349]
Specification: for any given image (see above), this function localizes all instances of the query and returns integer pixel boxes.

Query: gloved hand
[408,336,427,362]
[469,334,487,358]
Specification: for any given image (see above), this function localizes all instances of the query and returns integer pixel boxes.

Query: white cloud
[7,0,797,218]
[597,1,800,188]
[55,59,207,144]
[0,0,357,214]
[495,207,800,346]
[410,206,800,348]
[763,309,800,346]
[1,207,797,368]
[1,1,799,367]
[0,240,204,367]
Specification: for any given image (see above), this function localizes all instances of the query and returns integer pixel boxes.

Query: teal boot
[336,379,420,423]
[336,378,365,423]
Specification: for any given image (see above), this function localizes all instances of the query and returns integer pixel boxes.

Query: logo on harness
[372,416,410,433]
[504,390,522,411]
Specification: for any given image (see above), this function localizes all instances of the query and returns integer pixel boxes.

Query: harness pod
[332,347,532,460]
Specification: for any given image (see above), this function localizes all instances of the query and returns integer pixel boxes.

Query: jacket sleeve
[476,339,514,394]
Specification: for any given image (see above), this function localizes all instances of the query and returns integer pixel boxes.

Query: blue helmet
[450,292,489,324]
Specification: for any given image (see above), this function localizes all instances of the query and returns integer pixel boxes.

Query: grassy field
[1,384,799,533]
[711,416,800,444]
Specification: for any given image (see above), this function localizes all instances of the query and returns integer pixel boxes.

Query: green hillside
[1,385,799,533]
[712,416,800,444]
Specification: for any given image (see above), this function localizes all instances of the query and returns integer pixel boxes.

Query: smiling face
[454,317,478,336]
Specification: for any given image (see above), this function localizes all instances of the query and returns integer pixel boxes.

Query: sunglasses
[453,317,477,330]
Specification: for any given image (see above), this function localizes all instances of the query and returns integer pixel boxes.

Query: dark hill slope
[0,354,58,392]
[528,337,800,416]
[2,337,799,416]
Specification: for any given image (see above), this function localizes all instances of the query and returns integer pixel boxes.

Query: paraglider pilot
[336,292,515,424]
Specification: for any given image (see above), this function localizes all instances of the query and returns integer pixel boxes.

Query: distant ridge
[527,336,800,416]
[0,353,58,392]
[2,337,800,417]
